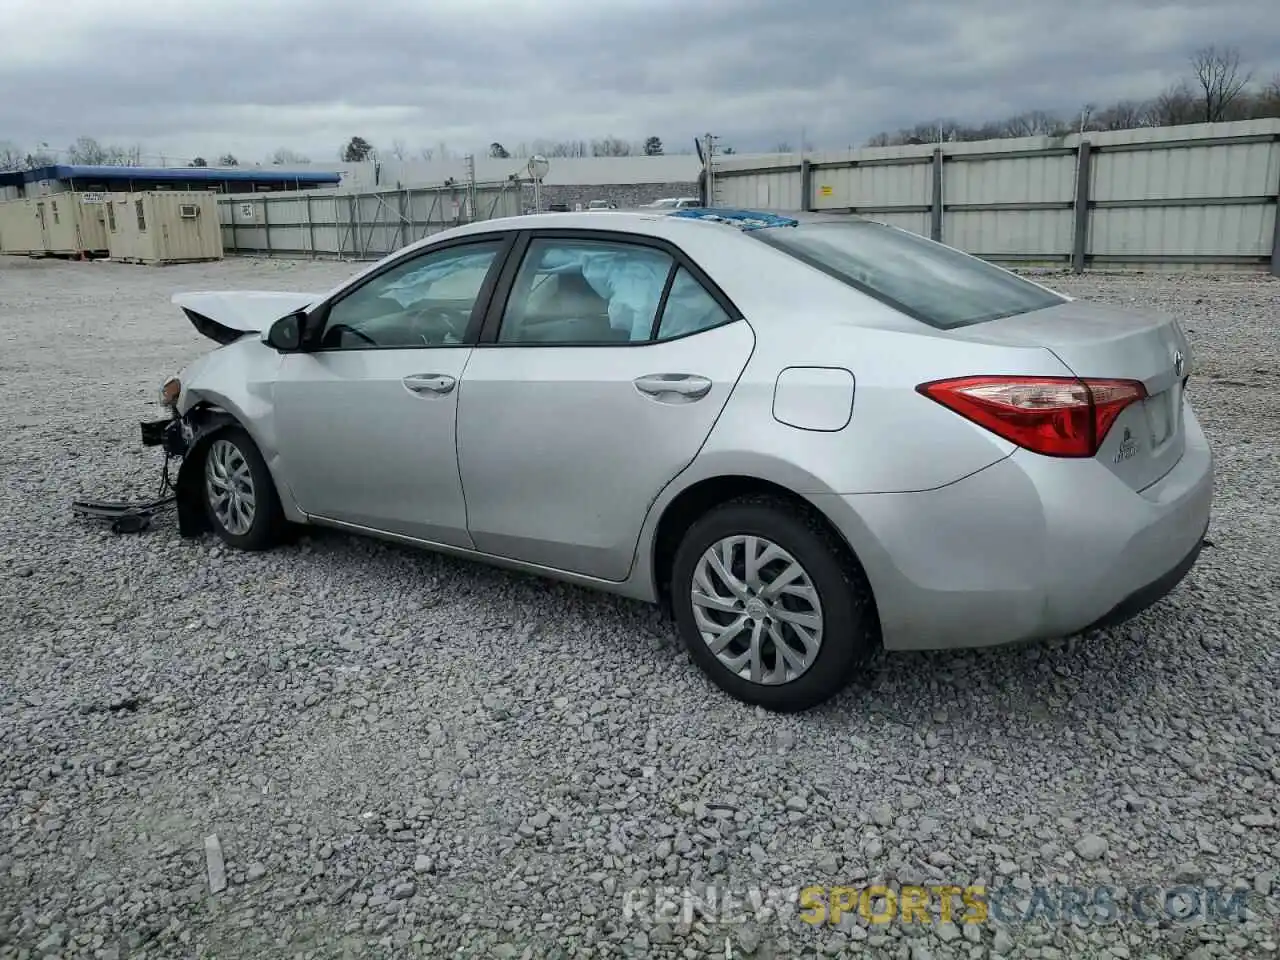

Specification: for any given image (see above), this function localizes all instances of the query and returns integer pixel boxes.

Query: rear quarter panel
[655,223,1077,496]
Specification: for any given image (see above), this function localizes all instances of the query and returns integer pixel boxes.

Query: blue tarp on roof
[21,164,341,184]
[668,207,799,231]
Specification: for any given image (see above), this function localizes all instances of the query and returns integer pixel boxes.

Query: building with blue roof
[8,164,340,199]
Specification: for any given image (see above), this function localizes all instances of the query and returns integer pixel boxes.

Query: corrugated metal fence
[217,180,522,259]
[711,119,1280,275]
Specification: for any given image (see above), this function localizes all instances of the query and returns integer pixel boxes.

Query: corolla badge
[1113,426,1139,463]
[1173,349,1185,378]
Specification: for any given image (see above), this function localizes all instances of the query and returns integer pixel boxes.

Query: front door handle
[633,373,713,402]
[402,373,456,396]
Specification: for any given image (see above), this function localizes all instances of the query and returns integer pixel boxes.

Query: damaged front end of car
[76,287,317,535]
[77,374,240,536]
[136,394,242,538]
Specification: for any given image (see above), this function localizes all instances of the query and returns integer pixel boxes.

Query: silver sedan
[154,208,1213,712]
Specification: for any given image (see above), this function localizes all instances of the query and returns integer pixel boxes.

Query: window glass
[755,221,1065,329]
[655,267,731,340]
[320,240,502,349]
[498,238,673,344]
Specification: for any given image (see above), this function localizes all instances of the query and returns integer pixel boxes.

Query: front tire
[202,427,283,551]
[670,495,877,712]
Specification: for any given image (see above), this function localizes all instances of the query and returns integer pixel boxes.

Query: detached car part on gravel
[103,208,1213,713]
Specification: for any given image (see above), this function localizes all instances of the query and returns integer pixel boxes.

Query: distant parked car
[150,208,1212,712]
[643,197,701,210]
[586,200,617,211]
[546,203,570,212]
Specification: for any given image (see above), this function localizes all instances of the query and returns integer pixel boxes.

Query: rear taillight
[917,375,1147,458]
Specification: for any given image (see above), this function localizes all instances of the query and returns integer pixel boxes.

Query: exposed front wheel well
[651,476,879,632]
[173,406,240,537]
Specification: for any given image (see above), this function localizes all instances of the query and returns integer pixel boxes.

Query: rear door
[455,229,755,580]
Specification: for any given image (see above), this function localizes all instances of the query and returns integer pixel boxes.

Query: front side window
[135,200,146,232]
[755,220,1065,329]
[319,240,503,349]
[497,238,674,344]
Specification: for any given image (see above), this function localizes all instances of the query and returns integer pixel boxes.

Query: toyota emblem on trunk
[1173,350,1185,377]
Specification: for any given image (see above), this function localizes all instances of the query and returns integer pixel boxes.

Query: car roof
[444,207,863,238]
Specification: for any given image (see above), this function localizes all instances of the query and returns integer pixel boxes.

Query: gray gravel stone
[1074,835,1108,861]
[1,260,1278,959]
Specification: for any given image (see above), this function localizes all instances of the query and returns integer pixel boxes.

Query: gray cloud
[1,0,1277,163]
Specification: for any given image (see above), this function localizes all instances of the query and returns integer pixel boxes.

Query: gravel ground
[1,255,1278,960]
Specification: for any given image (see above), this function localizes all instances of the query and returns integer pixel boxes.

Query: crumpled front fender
[167,407,240,538]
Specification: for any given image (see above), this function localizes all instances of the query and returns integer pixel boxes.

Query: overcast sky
[2,0,1278,165]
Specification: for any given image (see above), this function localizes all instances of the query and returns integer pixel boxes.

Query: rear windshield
[754,220,1065,329]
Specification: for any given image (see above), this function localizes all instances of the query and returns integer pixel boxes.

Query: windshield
[754,220,1065,329]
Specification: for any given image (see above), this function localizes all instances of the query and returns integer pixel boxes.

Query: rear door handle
[633,374,713,402]
[402,373,456,396]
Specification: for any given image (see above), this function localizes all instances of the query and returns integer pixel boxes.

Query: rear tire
[201,426,284,551]
[670,495,877,712]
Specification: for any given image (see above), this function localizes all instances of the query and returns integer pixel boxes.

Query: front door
[272,236,509,547]
[456,232,755,580]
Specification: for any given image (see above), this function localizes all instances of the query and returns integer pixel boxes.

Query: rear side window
[755,221,1065,329]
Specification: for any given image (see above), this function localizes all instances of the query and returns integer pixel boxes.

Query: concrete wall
[711,119,1280,274]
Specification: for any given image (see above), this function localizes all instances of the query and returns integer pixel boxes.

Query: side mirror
[266,311,304,352]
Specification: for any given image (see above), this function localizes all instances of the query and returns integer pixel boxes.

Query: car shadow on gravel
[275,524,1217,740]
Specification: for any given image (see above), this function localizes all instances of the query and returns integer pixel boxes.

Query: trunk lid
[950,299,1191,490]
[172,291,321,345]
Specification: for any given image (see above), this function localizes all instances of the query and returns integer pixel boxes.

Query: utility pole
[463,154,476,221]
[702,133,718,207]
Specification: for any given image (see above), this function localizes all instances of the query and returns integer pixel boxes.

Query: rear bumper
[810,404,1214,651]
[1081,524,1206,633]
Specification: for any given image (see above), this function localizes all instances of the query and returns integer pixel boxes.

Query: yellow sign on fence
[819,185,833,197]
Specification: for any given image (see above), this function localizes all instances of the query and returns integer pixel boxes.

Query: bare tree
[1094,99,1147,130]
[1256,74,1280,118]
[389,139,409,162]
[271,147,310,165]
[67,136,108,164]
[1191,44,1251,122]
[590,136,632,157]
[418,146,435,161]
[108,144,144,166]
[0,141,24,171]
[1145,80,1200,126]
[531,139,587,158]
[1001,110,1066,138]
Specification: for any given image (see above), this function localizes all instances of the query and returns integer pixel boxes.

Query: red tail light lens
[916,375,1147,458]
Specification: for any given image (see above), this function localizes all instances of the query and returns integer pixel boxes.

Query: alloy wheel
[205,438,257,536]
[690,535,824,685]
